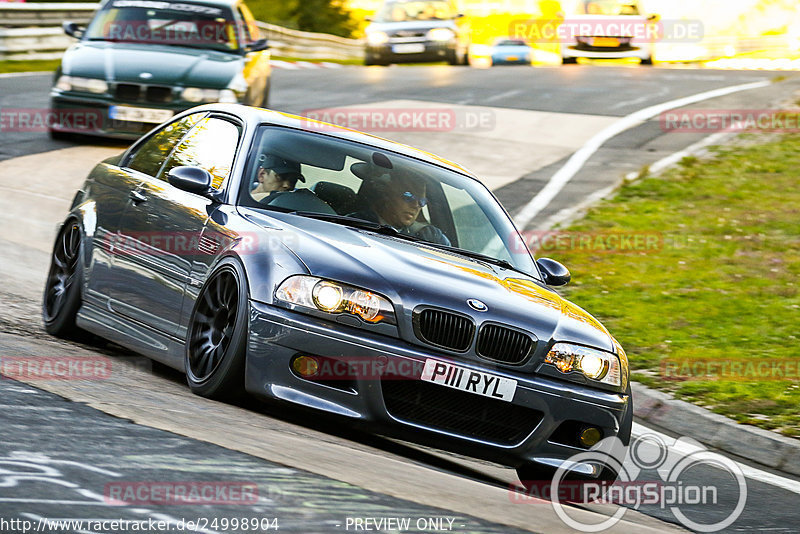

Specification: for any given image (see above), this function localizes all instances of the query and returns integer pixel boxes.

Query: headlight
[276,275,396,324]
[427,28,455,41]
[55,76,108,94]
[367,31,389,45]
[544,343,622,387]
[182,87,238,103]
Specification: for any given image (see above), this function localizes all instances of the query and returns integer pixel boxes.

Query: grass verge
[0,59,61,75]
[544,133,800,438]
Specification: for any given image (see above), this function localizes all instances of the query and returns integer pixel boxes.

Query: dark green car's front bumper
[50,90,198,140]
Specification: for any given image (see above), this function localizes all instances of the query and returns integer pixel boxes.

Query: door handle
[129,190,147,204]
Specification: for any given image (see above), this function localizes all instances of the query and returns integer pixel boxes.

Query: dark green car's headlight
[55,76,108,94]
[276,275,396,325]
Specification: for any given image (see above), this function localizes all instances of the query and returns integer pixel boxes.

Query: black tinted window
[127,113,204,177]
[160,117,241,189]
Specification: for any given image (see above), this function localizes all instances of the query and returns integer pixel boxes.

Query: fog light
[292,356,319,377]
[579,427,602,448]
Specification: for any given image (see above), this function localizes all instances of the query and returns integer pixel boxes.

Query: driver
[251,154,305,202]
[351,169,450,246]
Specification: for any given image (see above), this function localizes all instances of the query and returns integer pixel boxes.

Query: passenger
[251,154,305,202]
[351,169,451,246]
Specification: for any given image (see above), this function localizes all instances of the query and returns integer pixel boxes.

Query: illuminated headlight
[427,28,455,41]
[55,76,108,94]
[276,275,395,324]
[367,31,389,45]
[182,87,238,103]
[544,343,621,387]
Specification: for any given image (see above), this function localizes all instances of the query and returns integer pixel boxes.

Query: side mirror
[647,13,660,22]
[245,39,270,53]
[168,166,213,195]
[63,21,85,39]
[454,13,465,19]
[536,258,571,286]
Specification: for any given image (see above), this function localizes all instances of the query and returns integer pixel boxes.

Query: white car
[559,0,657,65]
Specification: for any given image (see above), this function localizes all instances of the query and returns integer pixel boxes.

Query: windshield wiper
[289,211,425,242]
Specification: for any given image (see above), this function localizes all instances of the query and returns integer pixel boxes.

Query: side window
[159,117,241,189]
[126,113,204,177]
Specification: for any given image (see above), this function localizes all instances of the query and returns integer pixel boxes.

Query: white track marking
[513,80,771,229]
[633,423,800,495]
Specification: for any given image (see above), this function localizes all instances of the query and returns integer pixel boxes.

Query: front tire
[562,56,578,64]
[185,258,249,400]
[43,220,85,339]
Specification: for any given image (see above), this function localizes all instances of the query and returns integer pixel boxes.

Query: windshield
[85,0,240,52]
[239,126,536,274]
[374,1,455,22]
[579,0,640,15]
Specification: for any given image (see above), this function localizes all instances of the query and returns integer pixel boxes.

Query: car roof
[194,104,478,180]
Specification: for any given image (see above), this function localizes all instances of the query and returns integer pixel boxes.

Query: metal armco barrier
[0,3,364,61]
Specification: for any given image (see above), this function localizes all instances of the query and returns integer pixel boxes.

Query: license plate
[506,56,519,61]
[108,105,174,124]
[420,359,517,402]
[392,43,425,54]
[592,37,620,47]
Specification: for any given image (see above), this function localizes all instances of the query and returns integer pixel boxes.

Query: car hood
[60,41,242,86]
[254,212,613,352]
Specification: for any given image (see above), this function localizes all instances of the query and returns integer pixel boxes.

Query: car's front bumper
[245,301,632,470]
[562,42,652,60]
[491,54,531,65]
[50,92,190,139]
[366,41,456,63]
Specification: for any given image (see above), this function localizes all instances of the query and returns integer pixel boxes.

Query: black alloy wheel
[43,220,84,337]
[186,260,248,399]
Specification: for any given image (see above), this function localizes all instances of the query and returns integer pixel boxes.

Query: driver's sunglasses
[400,191,428,207]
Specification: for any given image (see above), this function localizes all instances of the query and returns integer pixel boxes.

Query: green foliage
[248,0,358,38]
[551,134,800,438]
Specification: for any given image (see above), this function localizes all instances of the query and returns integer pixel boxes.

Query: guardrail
[0,3,364,62]
[255,22,363,61]
[0,3,97,27]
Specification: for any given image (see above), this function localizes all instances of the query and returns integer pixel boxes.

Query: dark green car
[50,0,271,139]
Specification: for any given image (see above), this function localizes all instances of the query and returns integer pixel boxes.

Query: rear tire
[185,258,249,400]
[641,56,654,65]
[562,56,578,64]
[42,220,85,339]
